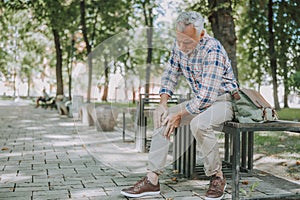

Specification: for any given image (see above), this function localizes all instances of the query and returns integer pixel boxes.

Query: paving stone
[50,184,84,190]
[162,190,197,198]
[0,191,32,199]
[0,186,15,193]
[14,186,49,192]
[32,190,69,199]
[88,195,128,200]
[172,197,203,200]
[70,188,106,198]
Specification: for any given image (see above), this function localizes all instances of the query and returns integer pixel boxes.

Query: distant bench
[55,95,71,115]
[174,120,300,200]
[38,97,56,109]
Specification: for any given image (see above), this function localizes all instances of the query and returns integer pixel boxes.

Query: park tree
[24,0,79,96]
[207,0,238,80]
[0,4,19,96]
[237,0,268,89]
[130,0,174,97]
[276,0,300,107]
[79,0,92,102]
[141,0,154,96]
[0,2,9,79]
[267,0,280,109]
[238,0,299,109]
[79,0,132,102]
[0,3,55,97]
[190,0,239,80]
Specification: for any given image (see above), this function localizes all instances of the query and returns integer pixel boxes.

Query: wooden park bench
[174,120,300,200]
[38,96,56,109]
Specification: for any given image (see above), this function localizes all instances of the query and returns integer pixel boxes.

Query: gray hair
[176,11,204,36]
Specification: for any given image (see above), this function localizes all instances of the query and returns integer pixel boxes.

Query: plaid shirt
[159,33,238,114]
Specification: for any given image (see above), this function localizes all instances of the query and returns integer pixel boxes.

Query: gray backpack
[232,88,278,123]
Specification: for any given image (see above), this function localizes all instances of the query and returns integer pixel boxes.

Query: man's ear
[200,30,205,38]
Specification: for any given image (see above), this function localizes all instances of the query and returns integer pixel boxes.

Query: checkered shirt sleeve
[159,48,182,97]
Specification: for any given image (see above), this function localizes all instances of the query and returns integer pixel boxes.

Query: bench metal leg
[174,127,183,173]
[248,131,254,170]
[182,126,187,176]
[184,126,190,177]
[184,127,196,178]
[189,133,196,178]
[232,129,240,200]
[225,133,230,162]
[173,129,178,171]
[241,132,247,169]
[136,100,147,152]
[136,101,147,152]
[229,134,233,163]
[123,112,126,142]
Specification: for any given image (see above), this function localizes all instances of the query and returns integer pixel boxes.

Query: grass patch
[0,95,16,100]
[94,102,137,108]
[254,131,300,156]
[276,108,300,121]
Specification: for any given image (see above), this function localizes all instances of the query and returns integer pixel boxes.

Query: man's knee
[190,116,211,133]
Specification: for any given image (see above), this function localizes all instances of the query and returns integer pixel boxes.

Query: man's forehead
[176,32,193,40]
[176,26,194,38]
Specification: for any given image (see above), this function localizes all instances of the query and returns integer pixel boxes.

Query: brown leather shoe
[121,177,160,198]
[205,174,226,200]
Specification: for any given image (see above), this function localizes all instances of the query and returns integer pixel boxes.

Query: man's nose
[178,42,184,49]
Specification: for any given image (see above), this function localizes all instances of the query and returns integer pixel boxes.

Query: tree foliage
[0,3,56,96]
[238,0,300,108]
[0,0,299,106]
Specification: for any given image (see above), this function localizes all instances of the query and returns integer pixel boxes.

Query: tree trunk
[145,27,153,95]
[268,0,280,109]
[27,75,30,97]
[52,28,64,96]
[297,57,300,71]
[101,58,109,101]
[102,84,108,101]
[13,72,16,97]
[67,37,75,100]
[132,85,136,104]
[142,1,153,96]
[208,0,238,80]
[68,68,72,100]
[283,63,289,108]
[80,0,92,103]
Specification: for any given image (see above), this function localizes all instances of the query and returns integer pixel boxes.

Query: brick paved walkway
[0,101,214,200]
[1,100,299,200]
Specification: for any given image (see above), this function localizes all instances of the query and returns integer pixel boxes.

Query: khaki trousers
[147,93,233,176]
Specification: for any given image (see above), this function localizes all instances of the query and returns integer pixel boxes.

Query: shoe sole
[204,184,227,200]
[120,190,160,198]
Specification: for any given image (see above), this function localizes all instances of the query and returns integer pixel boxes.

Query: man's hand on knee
[163,114,181,139]
[163,108,190,139]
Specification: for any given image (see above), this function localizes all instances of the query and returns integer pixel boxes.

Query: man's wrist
[159,94,170,106]
[178,108,189,118]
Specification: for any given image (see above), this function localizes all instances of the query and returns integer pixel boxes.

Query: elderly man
[121,11,239,200]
